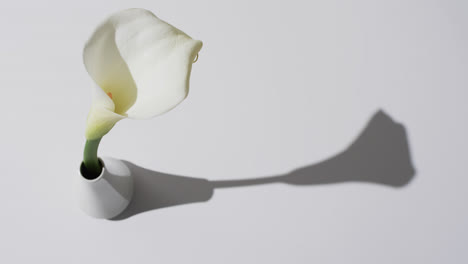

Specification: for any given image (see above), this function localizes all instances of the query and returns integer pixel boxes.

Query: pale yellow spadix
[84,8,202,140]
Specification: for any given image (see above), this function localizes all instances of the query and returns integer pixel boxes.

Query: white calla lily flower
[84,8,202,140]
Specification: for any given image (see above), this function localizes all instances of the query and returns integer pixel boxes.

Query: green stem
[83,138,103,178]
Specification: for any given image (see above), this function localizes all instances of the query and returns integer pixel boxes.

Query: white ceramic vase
[74,157,134,219]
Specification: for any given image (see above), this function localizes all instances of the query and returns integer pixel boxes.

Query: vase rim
[79,158,105,182]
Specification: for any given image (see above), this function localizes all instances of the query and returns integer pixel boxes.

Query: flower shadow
[111,109,416,221]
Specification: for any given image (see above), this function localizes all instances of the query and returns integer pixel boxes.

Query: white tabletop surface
[1,0,467,263]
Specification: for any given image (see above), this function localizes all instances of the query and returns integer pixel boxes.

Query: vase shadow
[111,109,416,221]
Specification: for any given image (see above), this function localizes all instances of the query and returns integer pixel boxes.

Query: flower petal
[87,8,203,119]
[83,16,138,115]
[85,85,126,140]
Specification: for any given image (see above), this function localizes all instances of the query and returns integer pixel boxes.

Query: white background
[1,0,467,263]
